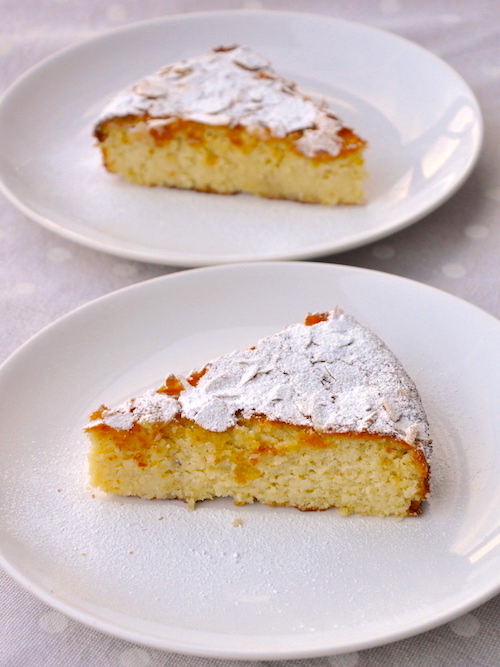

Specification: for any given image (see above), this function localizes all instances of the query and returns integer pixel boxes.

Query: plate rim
[0,261,499,659]
[0,9,484,267]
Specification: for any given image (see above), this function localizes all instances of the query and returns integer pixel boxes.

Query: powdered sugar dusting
[88,390,178,430]
[95,45,349,158]
[89,309,431,458]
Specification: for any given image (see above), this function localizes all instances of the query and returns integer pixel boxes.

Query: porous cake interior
[97,118,366,205]
[88,416,428,517]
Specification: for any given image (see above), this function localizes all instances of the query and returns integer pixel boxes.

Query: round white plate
[0,262,498,659]
[0,11,483,267]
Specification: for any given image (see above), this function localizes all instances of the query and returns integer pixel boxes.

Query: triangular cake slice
[86,309,431,517]
[94,45,367,205]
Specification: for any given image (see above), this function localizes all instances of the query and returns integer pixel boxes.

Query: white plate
[0,11,483,267]
[0,262,498,659]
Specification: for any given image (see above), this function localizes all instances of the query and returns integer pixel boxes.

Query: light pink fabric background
[0,1,498,665]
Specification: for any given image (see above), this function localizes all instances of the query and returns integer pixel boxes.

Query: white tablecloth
[1,1,498,665]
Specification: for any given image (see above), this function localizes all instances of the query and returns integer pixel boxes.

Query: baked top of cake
[88,308,431,458]
[94,45,365,160]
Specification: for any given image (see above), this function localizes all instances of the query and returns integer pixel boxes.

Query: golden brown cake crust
[94,115,366,163]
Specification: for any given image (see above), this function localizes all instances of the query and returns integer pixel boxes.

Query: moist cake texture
[94,45,367,205]
[86,309,431,517]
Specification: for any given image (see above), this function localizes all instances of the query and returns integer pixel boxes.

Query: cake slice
[85,309,431,517]
[94,45,367,205]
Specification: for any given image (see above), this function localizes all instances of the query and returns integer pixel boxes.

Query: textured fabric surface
[0,1,499,665]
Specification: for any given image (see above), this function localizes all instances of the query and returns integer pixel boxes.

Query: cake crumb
[158,516,164,521]
[232,518,243,527]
